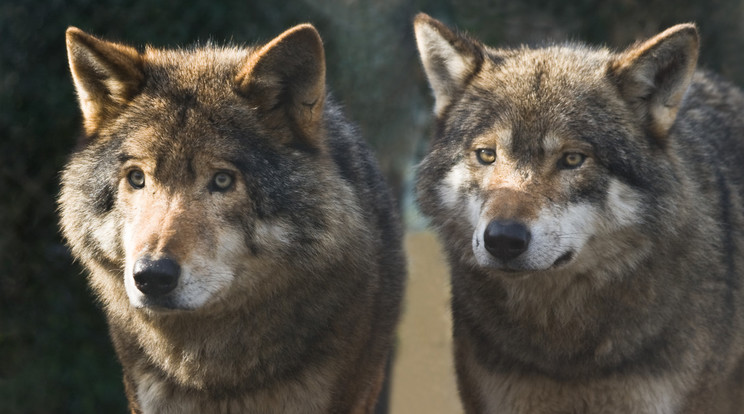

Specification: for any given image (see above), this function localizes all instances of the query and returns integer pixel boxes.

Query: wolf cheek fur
[60,24,405,413]
[414,13,744,414]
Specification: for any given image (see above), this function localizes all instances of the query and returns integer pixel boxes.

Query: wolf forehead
[483,46,611,89]
[451,46,626,139]
[119,46,256,114]
[105,47,282,157]
[428,44,664,191]
[437,46,640,156]
[139,46,246,92]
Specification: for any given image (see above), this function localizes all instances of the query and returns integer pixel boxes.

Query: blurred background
[1,0,743,412]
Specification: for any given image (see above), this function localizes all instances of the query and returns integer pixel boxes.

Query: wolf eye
[211,172,234,191]
[560,153,586,169]
[127,169,145,189]
[476,149,496,165]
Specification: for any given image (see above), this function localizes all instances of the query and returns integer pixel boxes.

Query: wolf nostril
[483,220,531,261]
[133,257,180,296]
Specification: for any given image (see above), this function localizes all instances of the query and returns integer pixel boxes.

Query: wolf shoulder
[677,71,744,159]
[323,98,404,237]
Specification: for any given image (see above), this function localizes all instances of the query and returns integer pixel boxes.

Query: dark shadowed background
[2,0,743,412]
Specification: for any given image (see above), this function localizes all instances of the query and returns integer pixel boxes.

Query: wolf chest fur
[414,13,744,414]
[59,24,405,413]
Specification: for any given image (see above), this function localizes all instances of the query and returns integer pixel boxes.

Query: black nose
[133,257,180,296]
[483,220,531,261]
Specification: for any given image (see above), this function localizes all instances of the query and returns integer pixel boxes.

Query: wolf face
[440,128,644,274]
[415,15,698,279]
[116,141,251,311]
[61,26,361,312]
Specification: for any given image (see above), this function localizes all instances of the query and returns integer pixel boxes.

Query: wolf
[59,24,405,414]
[413,12,744,414]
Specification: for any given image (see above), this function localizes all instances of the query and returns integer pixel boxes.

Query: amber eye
[127,169,145,189]
[476,149,496,165]
[212,172,234,191]
[560,152,586,169]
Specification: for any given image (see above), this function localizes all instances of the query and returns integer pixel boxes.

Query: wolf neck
[112,259,373,394]
[453,216,711,379]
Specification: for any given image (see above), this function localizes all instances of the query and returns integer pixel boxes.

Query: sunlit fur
[60,25,405,413]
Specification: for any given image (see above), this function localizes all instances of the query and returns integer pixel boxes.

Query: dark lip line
[487,250,575,274]
[136,299,196,313]
[552,251,575,267]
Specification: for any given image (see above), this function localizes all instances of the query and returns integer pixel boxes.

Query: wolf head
[414,14,699,276]
[61,25,362,312]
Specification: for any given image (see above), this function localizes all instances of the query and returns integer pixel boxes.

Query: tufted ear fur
[413,13,483,116]
[608,24,699,141]
[66,27,144,136]
[235,24,326,147]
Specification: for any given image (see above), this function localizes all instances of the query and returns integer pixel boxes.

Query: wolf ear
[66,27,144,136]
[608,24,699,140]
[235,24,326,147]
[413,13,483,116]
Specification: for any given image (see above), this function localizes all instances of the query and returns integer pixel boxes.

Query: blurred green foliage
[1,0,742,412]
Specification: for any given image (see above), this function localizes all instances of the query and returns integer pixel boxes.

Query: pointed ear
[608,24,699,140]
[66,27,144,135]
[413,13,483,116]
[235,24,326,146]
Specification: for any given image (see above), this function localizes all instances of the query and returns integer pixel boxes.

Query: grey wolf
[414,12,744,413]
[59,24,405,413]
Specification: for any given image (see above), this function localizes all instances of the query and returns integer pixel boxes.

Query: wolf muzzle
[483,219,531,261]
[133,256,180,296]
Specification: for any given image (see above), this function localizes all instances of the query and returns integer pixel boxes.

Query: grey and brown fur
[414,12,744,413]
[59,24,405,413]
